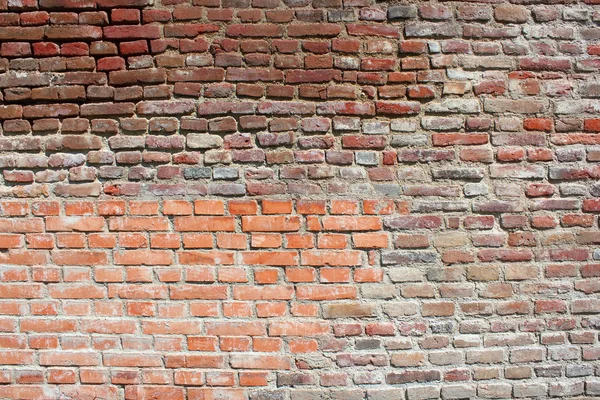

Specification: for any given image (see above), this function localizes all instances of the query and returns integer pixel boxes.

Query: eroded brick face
[0,0,600,399]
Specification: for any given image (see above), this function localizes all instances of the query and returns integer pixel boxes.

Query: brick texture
[0,0,600,398]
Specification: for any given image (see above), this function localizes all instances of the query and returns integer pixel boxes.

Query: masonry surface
[0,0,600,399]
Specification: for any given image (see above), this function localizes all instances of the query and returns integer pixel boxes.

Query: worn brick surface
[0,0,600,398]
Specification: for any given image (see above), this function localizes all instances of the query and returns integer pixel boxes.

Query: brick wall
[1,0,600,398]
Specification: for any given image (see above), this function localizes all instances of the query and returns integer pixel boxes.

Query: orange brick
[330,199,359,214]
[182,233,213,249]
[163,200,193,215]
[150,233,181,249]
[218,267,248,283]
[317,234,347,249]
[285,267,316,283]
[262,199,293,214]
[256,302,286,317]
[352,232,388,248]
[320,267,351,283]
[254,268,279,284]
[228,200,258,215]
[129,201,159,215]
[217,233,247,249]
[194,200,225,215]
[285,233,314,249]
[239,371,268,386]
[251,233,282,248]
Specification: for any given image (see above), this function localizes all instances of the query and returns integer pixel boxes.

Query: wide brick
[495,4,529,23]
[323,303,377,318]
[173,216,236,232]
[227,24,283,37]
[376,101,421,115]
[242,216,301,232]
[103,25,161,39]
[0,27,45,41]
[269,321,330,336]
[386,370,441,384]
[288,24,342,37]
[46,26,102,40]
[137,100,195,115]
